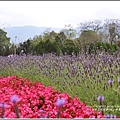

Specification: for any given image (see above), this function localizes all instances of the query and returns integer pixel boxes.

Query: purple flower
[56,98,66,107]
[2,115,6,118]
[108,80,114,87]
[0,102,2,107]
[108,80,114,84]
[113,115,116,118]
[105,114,116,118]
[0,102,7,108]
[10,95,18,103]
[101,96,104,101]
[39,110,45,118]
[40,110,44,113]
[97,96,104,102]
[118,77,120,83]
[97,96,101,101]
[116,58,119,61]
[104,114,110,118]
[3,103,7,108]
[39,115,45,118]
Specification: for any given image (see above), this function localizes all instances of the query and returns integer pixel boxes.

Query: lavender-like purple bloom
[10,95,20,118]
[116,58,119,61]
[104,114,116,118]
[101,96,104,101]
[0,102,2,107]
[97,96,104,106]
[2,103,7,108]
[108,80,114,84]
[97,96,104,102]
[0,102,7,108]
[97,96,101,101]
[118,77,120,84]
[56,98,66,107]
[113,115,116,118]
[40,110,44,113]
[10,95,18,103]
[39,110,45,118]
[104,114,110,118]
[56,98,66,118]
[39,116,45,118]
[108,80,114,88]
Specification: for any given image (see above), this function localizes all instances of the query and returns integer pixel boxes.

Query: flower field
[0,52,120,118]
[0,76,103,118]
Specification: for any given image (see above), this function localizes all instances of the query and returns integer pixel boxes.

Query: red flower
[0,76,106,118]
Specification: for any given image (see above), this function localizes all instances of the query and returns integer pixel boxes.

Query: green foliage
[0,29,11,56]
[61,39,79,55]
[78,30,100,54]
[89,42,118,54]
[35,39,60,55]
[1,20,120,56]
[17,27,118,56]
[44,39,58,53]
[35,41,45,55]
[80,30,100,45]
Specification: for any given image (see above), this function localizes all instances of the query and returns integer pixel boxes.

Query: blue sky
[0,1,120,28]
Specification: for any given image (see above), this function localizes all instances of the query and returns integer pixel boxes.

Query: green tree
[79,30,100,53]
[49,31,58,40]
[62,39,79,55]
[0,29,10,56]
[35,39,59,55]
[35,41,45,55]
[28,35,43,54]
[74,38,82,53]
[80,30,100,45]
[44,39,57,53]
[55,31,67,50]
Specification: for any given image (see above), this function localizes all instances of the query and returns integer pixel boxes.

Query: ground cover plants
[0,76,103,118]
[0,50,120,118]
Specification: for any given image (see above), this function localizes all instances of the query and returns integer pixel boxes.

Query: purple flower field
[0,51,120,117]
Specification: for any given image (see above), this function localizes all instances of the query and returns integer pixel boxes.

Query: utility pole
[14,36,17,55]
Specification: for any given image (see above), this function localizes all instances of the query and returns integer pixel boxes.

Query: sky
[0,1,120,29]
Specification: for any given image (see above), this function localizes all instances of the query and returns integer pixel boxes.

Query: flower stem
[14,102,20,118]
[56,107,61,118]
[1,105,5,118]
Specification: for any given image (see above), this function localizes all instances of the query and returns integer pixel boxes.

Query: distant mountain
[3,25,62,44]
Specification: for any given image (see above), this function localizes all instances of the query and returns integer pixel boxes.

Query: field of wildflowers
[0,51,120,118]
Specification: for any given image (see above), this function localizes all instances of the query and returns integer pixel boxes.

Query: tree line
[0,19,120,56]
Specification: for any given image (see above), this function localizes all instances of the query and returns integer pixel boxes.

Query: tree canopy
[1,19,120,56]
[0,29,10,55]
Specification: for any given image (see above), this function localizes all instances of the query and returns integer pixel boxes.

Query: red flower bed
[0,76,103,118]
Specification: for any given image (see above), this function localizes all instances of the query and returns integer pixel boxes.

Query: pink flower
[0,76,104,118]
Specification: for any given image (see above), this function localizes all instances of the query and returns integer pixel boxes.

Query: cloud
[0,1,120,28]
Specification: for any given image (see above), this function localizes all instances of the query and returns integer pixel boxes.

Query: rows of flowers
[0,76,105,118]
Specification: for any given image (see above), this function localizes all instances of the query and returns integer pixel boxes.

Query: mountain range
[3,25,62,44]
